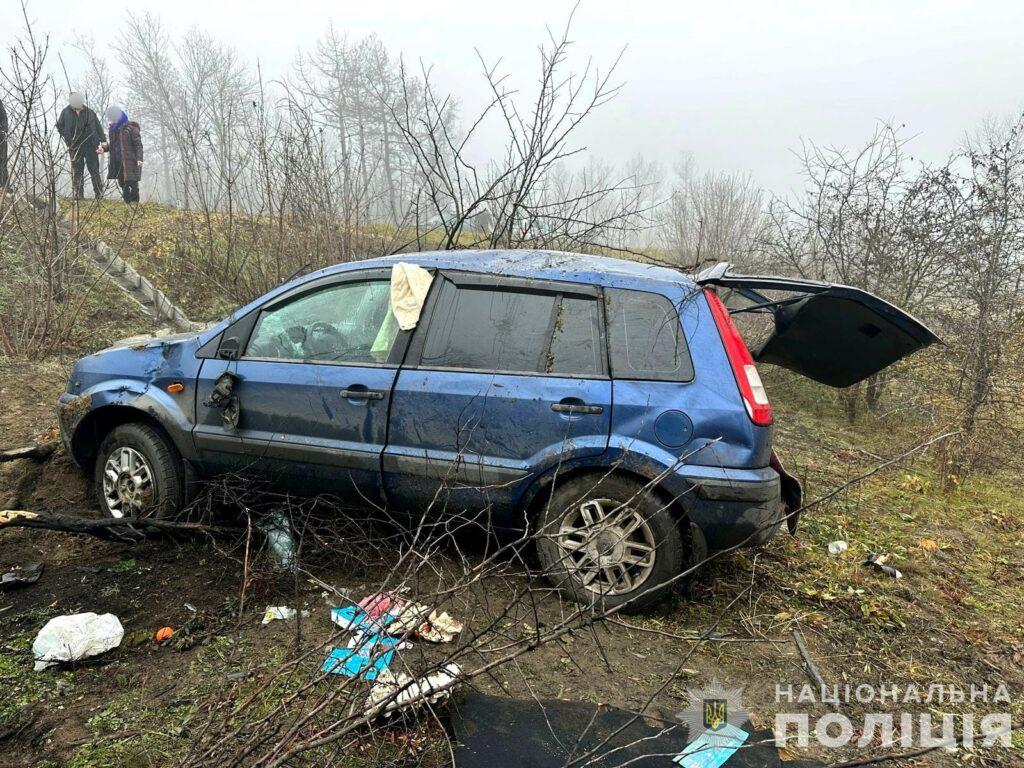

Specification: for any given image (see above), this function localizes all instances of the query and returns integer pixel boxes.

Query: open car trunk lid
[696,263,941,387]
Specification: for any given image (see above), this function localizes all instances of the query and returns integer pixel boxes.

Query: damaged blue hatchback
[58,251,938,608]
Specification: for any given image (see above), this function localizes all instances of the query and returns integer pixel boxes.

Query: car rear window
[605,288,694,381]
[419,281,603,375]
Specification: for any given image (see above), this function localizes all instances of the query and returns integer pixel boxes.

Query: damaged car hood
[111,329,204,351]
[696,263,941,388]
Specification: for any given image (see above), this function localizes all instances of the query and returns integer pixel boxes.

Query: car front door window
[246,280,398,364]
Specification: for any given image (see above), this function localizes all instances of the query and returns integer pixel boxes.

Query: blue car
[58,251,938,608]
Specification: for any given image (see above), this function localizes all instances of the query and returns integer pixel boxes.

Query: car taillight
[704,287,773,426]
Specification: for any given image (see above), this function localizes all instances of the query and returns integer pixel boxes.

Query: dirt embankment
[1,359,1021,767]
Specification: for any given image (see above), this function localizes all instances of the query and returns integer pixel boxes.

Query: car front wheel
[94,423,184,519]
[535,474,686,612]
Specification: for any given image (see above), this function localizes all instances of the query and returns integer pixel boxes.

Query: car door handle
[341,388,385,400]
[551,402,603,415]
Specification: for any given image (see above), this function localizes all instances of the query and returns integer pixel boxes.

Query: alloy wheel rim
[102,446,154,518]
[554,498,657,596]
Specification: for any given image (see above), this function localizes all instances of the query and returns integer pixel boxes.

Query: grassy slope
[0,371,1017,766]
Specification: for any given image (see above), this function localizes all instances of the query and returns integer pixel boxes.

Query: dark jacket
[56,105,105,153]
[106,121,143,183]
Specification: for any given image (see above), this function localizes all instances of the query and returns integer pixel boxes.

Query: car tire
[534,474,686,613]
[94,423,184,519]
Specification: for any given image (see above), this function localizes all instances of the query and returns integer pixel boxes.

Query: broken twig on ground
[0,509,239,542]
[0,441,57,462]
[792,626,836,709]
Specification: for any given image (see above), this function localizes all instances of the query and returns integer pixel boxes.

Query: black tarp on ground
[451,691,798,768]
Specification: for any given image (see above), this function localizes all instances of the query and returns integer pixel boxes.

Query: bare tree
[385,11,656,254]
[927,114,1024,483]
[761,122,953,414]
[657,154,766,271]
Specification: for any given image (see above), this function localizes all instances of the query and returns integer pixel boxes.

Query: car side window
[605,288,694,381]
[420,281,556,373]
[419,280,603,376]
[245,280,399,364]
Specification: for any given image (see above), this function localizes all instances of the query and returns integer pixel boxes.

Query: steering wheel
[305,321,344,358]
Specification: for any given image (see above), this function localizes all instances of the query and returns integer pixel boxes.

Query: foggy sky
[2,0,1022,196]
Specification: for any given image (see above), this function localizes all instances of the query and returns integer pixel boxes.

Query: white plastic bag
[32,612,124,671]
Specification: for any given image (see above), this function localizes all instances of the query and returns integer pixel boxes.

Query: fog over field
[3,0,1023,194]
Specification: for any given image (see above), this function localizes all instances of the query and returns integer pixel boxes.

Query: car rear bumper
[667,465,790,550]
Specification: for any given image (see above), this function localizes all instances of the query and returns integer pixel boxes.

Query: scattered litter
[918,538,940,552]
[386,601,431,635]
[358,592,403,620]
[367,663,462,716]
[827,540,848,557]
[417,611,463,643]
[331,604,396,633]
[155,626,175,642]
[322,633,402,679]
[262,606,309,624]
[673,722,748,768]
[864,554,903,579]
[1,561,43,588]
[225,670,251,681]
[333,596,463,643]
[184,602,197,613]
[32,612,124,671]
[255,510,297,571]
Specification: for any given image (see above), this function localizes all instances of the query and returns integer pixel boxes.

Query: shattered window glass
[246,280,397,364]
[420,282,557,373]
[605,288,694,381]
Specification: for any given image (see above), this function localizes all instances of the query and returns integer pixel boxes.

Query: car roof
[200,250,697,346]
[318,249,696,291]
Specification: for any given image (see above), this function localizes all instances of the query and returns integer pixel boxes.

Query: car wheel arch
[70,405,177,467]
[521,464,697,539]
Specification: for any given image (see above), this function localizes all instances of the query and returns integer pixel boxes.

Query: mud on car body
[59,251,939,609]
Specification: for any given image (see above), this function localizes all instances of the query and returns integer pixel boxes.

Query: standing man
[98,105,142,204]
[0,95,8,189]
[56,92,105,200]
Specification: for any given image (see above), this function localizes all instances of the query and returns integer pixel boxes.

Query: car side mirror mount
[218,336,241,360]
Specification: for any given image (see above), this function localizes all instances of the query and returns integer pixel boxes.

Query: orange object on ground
[155,626,175,642]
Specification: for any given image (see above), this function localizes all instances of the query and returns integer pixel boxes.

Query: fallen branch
[0,509,240,543]
[0,442,57,463]
[792,626,837,709]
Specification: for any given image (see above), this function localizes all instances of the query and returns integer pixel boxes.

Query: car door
[193,269,409,502]
[383,273,611,529]
[696,263,941,387]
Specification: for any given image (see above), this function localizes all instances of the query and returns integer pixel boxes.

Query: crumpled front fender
[58,378,197,467]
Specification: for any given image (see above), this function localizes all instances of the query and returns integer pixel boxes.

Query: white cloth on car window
[390,263,434,331]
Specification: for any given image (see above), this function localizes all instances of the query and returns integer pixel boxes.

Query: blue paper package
[322,633,402,679]
[673,723,749,768]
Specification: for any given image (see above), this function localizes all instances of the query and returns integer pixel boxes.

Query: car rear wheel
[535,474,686,612]
[94,423,184,519]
